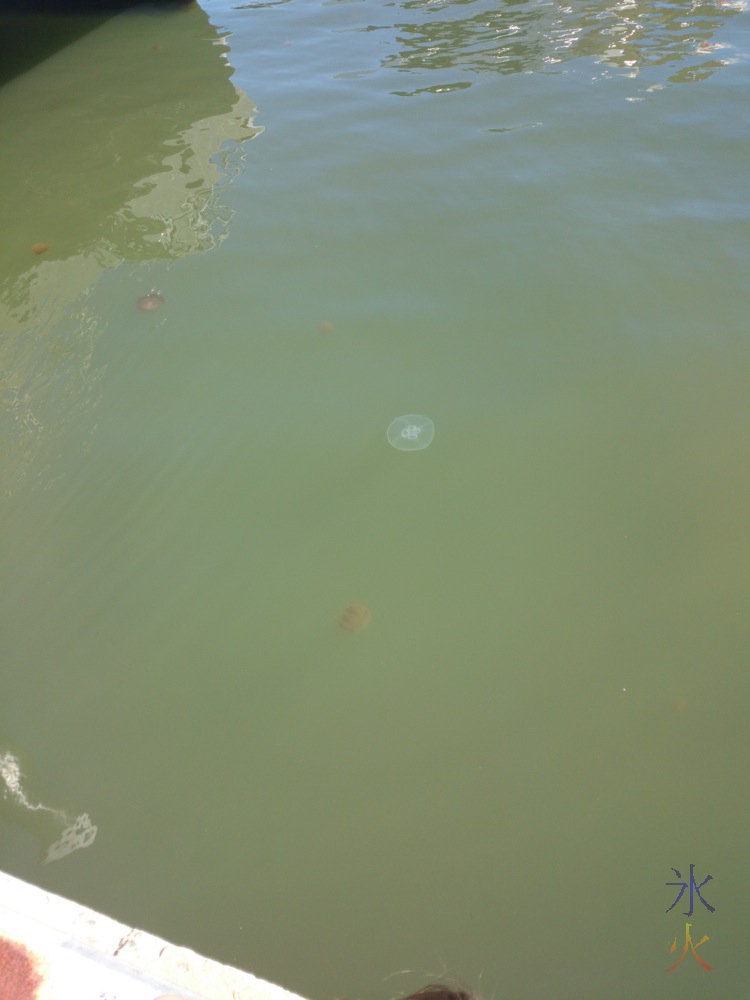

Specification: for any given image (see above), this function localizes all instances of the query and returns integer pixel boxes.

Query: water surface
[1,2,749,998]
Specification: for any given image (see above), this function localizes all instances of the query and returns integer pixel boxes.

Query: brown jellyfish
[31,242,50,255]
[338,602,372,634]
[137,291,165,311]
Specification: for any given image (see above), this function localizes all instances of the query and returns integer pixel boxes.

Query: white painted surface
[0,871,308,1000]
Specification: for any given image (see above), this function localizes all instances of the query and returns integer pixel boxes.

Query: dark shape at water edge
[0,12,107,82]
[0,0,195,84]
[0,0,192,12]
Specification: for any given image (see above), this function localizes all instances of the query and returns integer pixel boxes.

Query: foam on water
[0,751,97,863]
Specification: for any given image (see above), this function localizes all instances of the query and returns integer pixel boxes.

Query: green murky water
[2,2,749,997]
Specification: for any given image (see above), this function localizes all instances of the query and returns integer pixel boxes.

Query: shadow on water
[0,1,262,496]
[0,1,195,84]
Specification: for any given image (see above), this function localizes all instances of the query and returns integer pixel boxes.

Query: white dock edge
[0,871,309,1000]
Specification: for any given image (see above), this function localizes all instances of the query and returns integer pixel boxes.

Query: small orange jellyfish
[674,697,688,713]
[318,320,334,335]
[338,602,371,634]
[31,243,49,255]
[137,291,165,311]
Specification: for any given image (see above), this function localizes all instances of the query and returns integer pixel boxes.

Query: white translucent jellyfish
[386,414,435,451]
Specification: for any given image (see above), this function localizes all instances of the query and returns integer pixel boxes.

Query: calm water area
[1,0,749,997]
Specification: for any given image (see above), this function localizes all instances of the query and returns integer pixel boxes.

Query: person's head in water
[402,984,475,1000]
